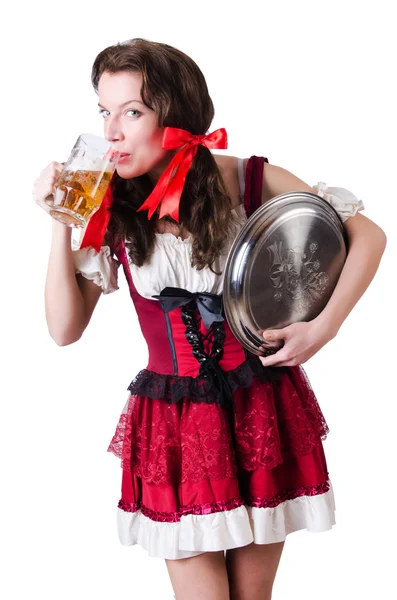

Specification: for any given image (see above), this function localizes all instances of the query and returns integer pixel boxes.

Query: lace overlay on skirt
[108,360,329,486]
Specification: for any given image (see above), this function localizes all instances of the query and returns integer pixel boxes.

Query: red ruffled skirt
[108,360,335,560]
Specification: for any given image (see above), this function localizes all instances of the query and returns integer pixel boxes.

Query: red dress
[107,156,335,560]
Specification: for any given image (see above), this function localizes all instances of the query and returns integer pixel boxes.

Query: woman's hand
[32,161,64,213]
[258,319,335,367]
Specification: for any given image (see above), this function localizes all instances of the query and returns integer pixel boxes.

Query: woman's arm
[45,220,102,346]
[313,212,387,338]
[263,163,386,329]
[253,163,387,366]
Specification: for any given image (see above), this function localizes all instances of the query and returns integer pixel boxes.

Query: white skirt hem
[116,480,336,560]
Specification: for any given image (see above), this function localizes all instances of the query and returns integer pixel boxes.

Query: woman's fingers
[33,161,65,211]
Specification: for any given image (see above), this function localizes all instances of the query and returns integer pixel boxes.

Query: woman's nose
[104,119,124,143]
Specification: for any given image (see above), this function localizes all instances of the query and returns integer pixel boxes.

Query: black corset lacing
[181,298,237,412]
[153,288,237,413]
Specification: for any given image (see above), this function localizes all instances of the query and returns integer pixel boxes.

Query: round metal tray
[223,191,347,355]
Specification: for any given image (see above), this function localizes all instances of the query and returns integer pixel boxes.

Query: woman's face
[98,71,173,182]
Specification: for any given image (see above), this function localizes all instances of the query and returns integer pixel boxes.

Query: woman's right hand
[33,161,65,214]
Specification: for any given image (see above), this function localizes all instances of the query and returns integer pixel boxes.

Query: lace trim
[117,479,331,522]
[127,356,285,404]
[109,363,330,485]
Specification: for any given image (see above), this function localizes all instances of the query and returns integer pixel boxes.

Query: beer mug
[49,134,120,227]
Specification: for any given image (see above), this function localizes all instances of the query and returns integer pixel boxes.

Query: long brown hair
[91,38,237,270]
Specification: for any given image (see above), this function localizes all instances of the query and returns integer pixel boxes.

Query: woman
[33,38,387,600]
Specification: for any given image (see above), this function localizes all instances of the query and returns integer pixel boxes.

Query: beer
[53,159,113,227]
[48,134,119,227]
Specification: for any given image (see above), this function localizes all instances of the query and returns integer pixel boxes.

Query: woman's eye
[98,108,140,118]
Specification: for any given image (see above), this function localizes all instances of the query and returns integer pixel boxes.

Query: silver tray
[223,191,347,355]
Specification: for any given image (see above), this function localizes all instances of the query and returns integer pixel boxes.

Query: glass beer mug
[49,134,120,227]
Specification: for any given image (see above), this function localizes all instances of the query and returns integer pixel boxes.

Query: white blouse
[129,203,247,298]
[72,159,365,296]
[311,182,365,223]
[72,240,120,295]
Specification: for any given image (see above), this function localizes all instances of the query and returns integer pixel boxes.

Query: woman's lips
[118,153,131,163]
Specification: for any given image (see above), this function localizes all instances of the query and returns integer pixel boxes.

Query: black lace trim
[127,356,288,406]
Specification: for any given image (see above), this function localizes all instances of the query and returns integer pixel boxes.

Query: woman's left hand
[258,320,334,367]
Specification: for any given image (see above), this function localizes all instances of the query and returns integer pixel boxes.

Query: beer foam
[66,156,113,172]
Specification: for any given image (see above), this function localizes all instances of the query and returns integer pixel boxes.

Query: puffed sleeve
[72,240,120,294]
[312,182,365,223]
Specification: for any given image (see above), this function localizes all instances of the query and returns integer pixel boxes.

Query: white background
[2,0,396,598]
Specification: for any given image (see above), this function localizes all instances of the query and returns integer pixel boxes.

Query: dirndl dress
[72,156,364,560]
[107,155,338,561]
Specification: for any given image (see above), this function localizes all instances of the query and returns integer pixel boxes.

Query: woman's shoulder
[213,154,320,206]
[212,154,245,209]
[213,154,270,208]
[213,154,267,176]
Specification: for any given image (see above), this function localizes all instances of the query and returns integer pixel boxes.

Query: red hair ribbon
[80,178,115,252]
[137,126,228,221]
[80,126,227,252]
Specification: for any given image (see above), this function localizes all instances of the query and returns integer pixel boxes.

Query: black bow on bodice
[152,287,224,331]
